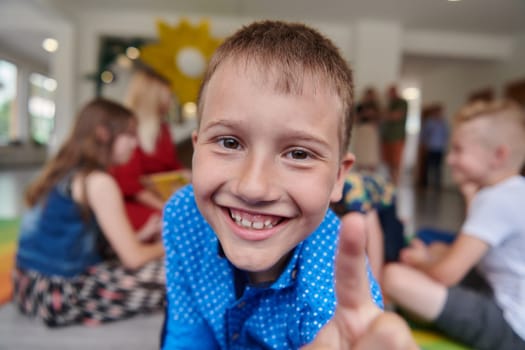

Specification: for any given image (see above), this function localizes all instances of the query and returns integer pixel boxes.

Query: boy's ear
[191,130,199,148]
[330,152,355,203]
[494,144,510,167]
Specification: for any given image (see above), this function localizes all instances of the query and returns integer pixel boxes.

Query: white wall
[403,30,513,61]
[491,33,525,93]
[352,20,402,95]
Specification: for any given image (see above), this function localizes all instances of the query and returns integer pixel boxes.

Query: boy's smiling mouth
[228,208,284,231]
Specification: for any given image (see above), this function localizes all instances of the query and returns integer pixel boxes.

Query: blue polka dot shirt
[162,185,383,349]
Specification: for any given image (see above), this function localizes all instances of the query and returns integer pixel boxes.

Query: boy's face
[447,119,497,186]
[192,61,353,283]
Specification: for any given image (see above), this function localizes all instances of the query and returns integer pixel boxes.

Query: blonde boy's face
[192,61,353,283]
[447,118,497,186]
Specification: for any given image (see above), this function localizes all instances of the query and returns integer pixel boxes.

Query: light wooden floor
[0,165,464,349]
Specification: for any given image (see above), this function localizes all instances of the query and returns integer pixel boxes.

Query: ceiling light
[182,102,197,120]
[448,0,462,2]
[42,38,59,53]
[402,87,420,100]
[100,70,114,84]
[116,54,133,68]
[126,46,140,60]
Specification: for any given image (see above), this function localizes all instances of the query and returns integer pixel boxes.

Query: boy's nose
[235,154,278,204]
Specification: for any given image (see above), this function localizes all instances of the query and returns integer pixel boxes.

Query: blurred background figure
[352,87,382,173]
[421,105,449,190]
[331,171,407,283]
[381,85,408,184]
[110,67,191,232]
[14,98,165,327]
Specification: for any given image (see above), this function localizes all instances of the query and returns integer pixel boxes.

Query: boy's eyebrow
[202,119,331,147]
[201,118,335,152]
[200,119,238,132]
[279,129,332,150]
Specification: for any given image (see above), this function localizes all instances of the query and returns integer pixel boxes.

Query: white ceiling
[46,0,525,35]
[1,0,524,69]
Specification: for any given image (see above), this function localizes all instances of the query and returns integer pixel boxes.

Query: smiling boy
[161,20,415,349]
[383,99,525,350]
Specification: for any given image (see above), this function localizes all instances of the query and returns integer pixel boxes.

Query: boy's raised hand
[303,213,418,350]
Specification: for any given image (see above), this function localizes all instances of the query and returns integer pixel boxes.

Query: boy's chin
[227,253,275,273]
[224,249,286,283]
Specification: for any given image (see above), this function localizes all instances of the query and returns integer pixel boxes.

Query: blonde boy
[162,20,416,349]
[384,99,525,350]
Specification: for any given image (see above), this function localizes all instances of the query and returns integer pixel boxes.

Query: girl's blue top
[16,173,103,277]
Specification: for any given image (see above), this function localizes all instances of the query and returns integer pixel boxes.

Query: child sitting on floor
[161,20,417,349]
[14,98,165,327]
[331,172,406,282]
[383,99,525,350]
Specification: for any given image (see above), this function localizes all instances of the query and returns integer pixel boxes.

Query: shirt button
[291,269,297,280]
[237,301,246,309]
[232,333,240,340]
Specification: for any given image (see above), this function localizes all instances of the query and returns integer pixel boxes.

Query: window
[0,59,18,145]
[28,72,56,145]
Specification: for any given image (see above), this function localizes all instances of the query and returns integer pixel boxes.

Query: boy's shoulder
[163,184,211,234]
[163,184,215,250]
[165,184,194,206]
[477,176,525,200]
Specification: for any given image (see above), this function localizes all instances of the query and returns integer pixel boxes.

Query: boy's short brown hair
[197,20,354,155]
[455,99,525,168]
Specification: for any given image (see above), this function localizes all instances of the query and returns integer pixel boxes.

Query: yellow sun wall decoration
[140,19,222,104]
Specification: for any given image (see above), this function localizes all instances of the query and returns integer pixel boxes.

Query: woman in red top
[111,68,189,230]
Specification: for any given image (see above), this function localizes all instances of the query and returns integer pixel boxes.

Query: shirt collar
[216,241,301,298]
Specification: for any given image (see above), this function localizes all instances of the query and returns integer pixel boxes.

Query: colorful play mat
[0,217,18,304]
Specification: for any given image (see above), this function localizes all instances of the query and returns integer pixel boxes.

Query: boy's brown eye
[220,137,240,149]
[290,149,309,160]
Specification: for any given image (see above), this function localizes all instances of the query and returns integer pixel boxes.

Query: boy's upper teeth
[230,209,280,230]
[241,218,252,227]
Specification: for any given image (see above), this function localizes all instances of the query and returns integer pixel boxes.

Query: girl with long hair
[14,98,165,327]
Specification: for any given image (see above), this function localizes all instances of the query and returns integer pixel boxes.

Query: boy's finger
[335,212,375,310]
[301,321,342,349]
[354,312,419,350]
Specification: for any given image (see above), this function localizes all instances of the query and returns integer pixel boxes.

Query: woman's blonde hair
[124,68,173,153]
[124,68,172,122]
